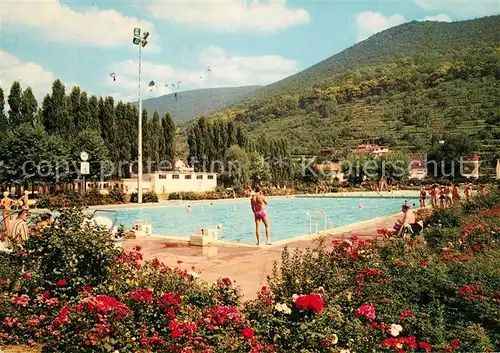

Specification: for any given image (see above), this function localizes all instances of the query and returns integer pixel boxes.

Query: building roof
[352,144,390,154]
[409,155,426,169]
[313,162,341,171]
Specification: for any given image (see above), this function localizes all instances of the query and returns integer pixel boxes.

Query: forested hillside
[193,16,500,171]
[137,86,261,122]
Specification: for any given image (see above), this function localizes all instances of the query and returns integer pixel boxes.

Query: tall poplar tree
[0,88,8,131]
[88,95,101,133]
[20,87,38,125]
[149,111,162,167]
[7,81,22,125]
[99,96,117,162]
[44,80,71,135]
[161,112,176,165]
[76,91,92,131]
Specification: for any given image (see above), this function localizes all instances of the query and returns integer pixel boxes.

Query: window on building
[207,175,214,180]
[196,175,203,180]
[172,174,179,179]
[185,175,192,179]
[159,174,167,179]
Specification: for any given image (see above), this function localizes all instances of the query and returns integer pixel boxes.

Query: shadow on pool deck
[124,212,400,300]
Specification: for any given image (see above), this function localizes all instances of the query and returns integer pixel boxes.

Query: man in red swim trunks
[251,186,271,246]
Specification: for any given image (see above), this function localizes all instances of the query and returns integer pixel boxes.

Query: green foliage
[20,87,38,125]
[0,79,178,186]
[7,81,22,126]
[222,145,251,188]
[130,191,158,203]
[0,88,8,140]
[258,193,499,352]
[161,112,176,164]
[43,79,71,136]
[167,191,198,200]
[0,124,70,186]
[183,17,500,158]
[427,208,462,228]
[20,208,121,295]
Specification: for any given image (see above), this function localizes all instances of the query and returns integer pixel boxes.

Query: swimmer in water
[232,206,236,211]
[186,205,191,213]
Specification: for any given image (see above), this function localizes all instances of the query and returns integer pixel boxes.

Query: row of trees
[187,117,295,188]
[0,80,176,188]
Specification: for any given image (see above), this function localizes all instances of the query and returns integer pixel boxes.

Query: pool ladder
[308,208,334,235]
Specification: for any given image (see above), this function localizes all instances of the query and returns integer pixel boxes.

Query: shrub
[168,191,198,201]
[18,208,121,297]
[130,191,159,203]
[106,187,126,204]
[427,208,462,228]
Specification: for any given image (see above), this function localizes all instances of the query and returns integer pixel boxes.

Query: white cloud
[422,14,453,22]
[356,11,406,42]
[0,51,55,102]
[1,0,159,51]
[415,0,500,16]
[107,46,300,102]
[145,0,310,32]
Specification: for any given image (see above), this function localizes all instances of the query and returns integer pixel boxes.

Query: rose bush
[1,190,498,352]
[258,191,499,352]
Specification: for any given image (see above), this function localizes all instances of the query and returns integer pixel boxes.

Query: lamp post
[133,28,150,204]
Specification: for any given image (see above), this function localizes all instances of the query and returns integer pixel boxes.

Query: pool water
[111,197,418,244]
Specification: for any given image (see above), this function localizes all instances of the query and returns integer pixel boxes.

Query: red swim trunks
[254,210,267,220]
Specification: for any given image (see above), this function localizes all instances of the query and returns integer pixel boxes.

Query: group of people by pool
[419,183,488,209]
[392,183,489,238]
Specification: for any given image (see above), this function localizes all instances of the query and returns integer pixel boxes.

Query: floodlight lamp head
[141,40,148,48]
[133,37,141,45]
[143,32,150,40]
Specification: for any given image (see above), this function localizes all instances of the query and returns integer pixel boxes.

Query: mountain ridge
[135,85,262,122]
[180,15,499,169]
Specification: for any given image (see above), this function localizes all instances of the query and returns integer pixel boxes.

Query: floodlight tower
[132,28,150,204]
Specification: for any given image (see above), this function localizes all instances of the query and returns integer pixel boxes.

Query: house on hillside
[409,155,427,180]
[352,144,390,156]
[462,153,480,179]
[313,162,344,183]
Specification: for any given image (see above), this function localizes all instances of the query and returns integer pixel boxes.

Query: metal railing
[308,208,334,235]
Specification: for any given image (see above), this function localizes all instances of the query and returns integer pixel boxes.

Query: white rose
[274,303,283,312]
[390,323,403,337]
[283,306,292,315]
[187,271,200,279]
[292,294,299,302]
[331,333,338,344]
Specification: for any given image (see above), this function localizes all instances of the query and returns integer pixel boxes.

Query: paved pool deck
[123,210,400,300]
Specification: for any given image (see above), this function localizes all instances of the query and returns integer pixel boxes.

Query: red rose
[42,291,50,298]
[56,279,67,287]
[355,303,376,321]
[418,341,432,352]
[242,327,254,339]
[23,273,31,280]
[295,293,324,314]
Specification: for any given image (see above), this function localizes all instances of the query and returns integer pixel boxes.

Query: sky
[0,0,498,104]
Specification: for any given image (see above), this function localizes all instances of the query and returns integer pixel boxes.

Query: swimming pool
[111,196,419,244]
